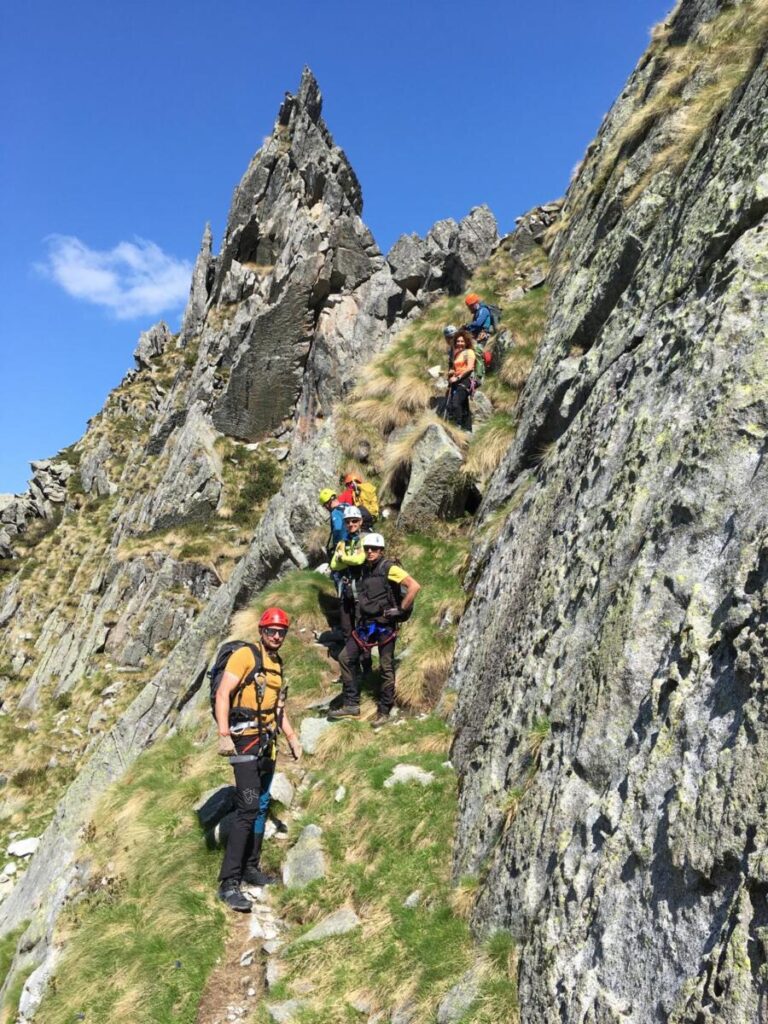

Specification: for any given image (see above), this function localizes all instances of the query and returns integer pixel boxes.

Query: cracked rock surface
[451,4,768,1022]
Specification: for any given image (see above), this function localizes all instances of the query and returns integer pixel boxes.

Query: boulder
[397,424,471,530]
[383,765,435,788]
[300,716,333,754]
[294,907,361,944]
[283,824,326,889]
[7,837,40,858]
[266,1000,306,1023]
[269,772,294,808]
[195,786,237,832]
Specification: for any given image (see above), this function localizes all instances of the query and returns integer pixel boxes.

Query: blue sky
[0,0,671,493]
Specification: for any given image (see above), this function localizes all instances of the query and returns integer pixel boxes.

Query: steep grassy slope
[28,536,518,1024]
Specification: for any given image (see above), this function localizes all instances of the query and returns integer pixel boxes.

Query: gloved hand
[287,736,303,762]
[217,734,236,757]
[383,606,401,621]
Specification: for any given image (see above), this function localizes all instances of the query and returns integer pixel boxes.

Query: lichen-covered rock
[283,824,326,889]
[397,424,471,530]
[451,6,768,1023]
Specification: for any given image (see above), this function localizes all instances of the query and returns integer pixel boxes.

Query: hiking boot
[218,880,251,912]
[371,712,390,729]
[242,865,279,886]
[327,705,361,720]
[328,692,345,711]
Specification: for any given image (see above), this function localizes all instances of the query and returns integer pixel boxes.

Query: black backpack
[357,558,413,624]
[208,640,263,722]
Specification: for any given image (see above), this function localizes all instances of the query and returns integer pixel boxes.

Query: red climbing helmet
[343,472,363,485]
[465,293,480,307]
[259,607,290,630]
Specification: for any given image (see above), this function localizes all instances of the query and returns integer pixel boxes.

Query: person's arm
[215,670,242,754]
[399,575,421,611]
[330,541,346,570]
[281,710,302,761]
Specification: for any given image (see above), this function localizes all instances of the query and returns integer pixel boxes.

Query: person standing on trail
[215,607,302,912]
[329,533,420,729]
[446,331,476,432]
[443,324,459,371]
[330,506,366,640]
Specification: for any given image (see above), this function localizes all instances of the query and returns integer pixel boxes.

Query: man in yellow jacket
[215,607,302,911]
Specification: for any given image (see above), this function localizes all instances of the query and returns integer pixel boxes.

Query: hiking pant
[219,740,275,883]
[339,590,356,640]
[339,633,397,714]
[447,383,472,432]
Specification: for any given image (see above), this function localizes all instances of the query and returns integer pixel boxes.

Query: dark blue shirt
[466,304,492,336]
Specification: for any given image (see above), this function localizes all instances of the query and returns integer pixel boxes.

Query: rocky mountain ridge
[1,1,766,1019]
[0,67,499,1017]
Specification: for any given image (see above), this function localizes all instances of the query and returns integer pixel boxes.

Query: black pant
[339,633,396,713]
[447,383,472,431]
[339,589,356,640]
[218,737,274,883]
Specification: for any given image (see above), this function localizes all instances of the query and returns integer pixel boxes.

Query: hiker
[215,607,302,912]
[446,330,476,432]
[443,324,459,371]
[330,506,366,639]
[337,472,378,528]
[319,488,349,553]
[464,293,492,344]
[329,533,420,728]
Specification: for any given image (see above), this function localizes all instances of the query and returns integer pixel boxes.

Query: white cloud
[38,235,193,320]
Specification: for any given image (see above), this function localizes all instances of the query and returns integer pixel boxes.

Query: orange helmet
[259,607,290,629]
[343,472,363,485]
[465,293,480,307]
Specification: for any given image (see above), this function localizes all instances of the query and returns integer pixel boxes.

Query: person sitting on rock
[215,607,302,912]
[329,533,420,729]
[330,506,367,640]
[446,330,476,432]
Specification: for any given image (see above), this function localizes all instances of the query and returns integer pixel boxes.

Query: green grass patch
[36,729,227,1024]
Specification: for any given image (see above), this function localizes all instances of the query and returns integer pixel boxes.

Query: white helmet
[443,324,458,337]
[343,505,364,521]
[362,532,385,548]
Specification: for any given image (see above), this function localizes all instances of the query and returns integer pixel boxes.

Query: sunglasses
[363,546,383,552]
[262,626,288,637]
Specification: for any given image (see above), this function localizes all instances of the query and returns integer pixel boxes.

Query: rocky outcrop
[133,321,173,371]
[451,4,768,1023]
[387,205,498,302]
[0,460,74,558]
[397,424,474,531]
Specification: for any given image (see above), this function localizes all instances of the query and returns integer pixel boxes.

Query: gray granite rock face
[283,824,326,889]
[450,5,768,1023]
[397,424,472,531]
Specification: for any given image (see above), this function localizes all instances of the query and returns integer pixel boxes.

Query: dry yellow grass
[464,418,517,480]
[590,0,768,206]
[450,877,479,921]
